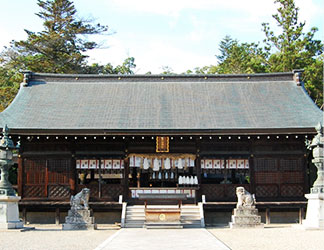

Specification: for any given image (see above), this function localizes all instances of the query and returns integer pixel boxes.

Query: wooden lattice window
[279,159,303,171]
[24,159,46,184]
[254,158,278,172]
[47,159,71,184]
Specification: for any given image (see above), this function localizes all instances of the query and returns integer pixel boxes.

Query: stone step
[182,223,201,228]
[126,211,145,215]
[125,224,144,228]
[181,211,200,215]
[126,216,145,220]
[125,219,145,223]
[181,220,200,225]
[181,216,201,220]
[144,222,183,229]
[126,208,145,211]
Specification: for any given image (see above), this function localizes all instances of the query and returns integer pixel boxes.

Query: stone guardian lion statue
[236,187,256,208]
[70,188,90,210]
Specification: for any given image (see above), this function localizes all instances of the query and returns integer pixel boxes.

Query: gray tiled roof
[0,72,322,133]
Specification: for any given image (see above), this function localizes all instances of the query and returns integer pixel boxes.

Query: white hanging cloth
[158,172,162,179]
[164,158,171,170]
[143,158,149,170]
[186,176,190,185]
[190,176,194,185]
[165,172,168,179]
[152,172,156,179]
[178,158,183,169]
[153,158,160,171]
[194,176,198,185]
[170,172,174,179]
[178,176,183,185]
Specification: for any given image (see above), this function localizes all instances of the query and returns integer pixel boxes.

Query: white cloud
[128,40,217,74]
[108,0,275,17]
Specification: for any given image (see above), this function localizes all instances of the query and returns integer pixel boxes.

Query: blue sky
[0,0,323,73]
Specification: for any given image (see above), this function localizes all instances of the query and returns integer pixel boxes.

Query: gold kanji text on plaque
[156,136,169,152]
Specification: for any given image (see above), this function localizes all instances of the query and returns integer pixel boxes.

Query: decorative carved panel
[24,185,45,198]
[48,185,70,198]
[280,184,304,197]
[255,185,278,197]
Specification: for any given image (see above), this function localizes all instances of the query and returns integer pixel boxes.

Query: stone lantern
[303,122,324,229]
[0,125,23,229]
[0,125,18,196]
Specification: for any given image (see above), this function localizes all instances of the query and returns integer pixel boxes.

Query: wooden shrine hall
[0,70,322,225]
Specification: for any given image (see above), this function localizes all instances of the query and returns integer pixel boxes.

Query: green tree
[216,36,268,74]
[1,0,108,74]
[193,36,268,75]
[262,0,323,108]
[84,57,136,74]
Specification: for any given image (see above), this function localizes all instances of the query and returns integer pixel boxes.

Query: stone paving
[95,228,229,250]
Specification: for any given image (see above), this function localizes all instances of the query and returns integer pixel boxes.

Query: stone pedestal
[229,206,264,228]
[303,193,324,229]
[62,208,96,230]
[0,196,23,229]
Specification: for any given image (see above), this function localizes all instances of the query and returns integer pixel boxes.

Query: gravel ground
[208,224,324,250]
[1,224,324,250]
[0,225,118,250]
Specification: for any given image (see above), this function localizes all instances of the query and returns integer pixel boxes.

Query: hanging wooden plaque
[156,136,169,152]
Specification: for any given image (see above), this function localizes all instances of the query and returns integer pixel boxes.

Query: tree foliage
[2,0,108,74]
[262,0,323,108]
[84,57,136,74]
[215,36,268,74]
[0,0,137,111]
[193,0,323,108]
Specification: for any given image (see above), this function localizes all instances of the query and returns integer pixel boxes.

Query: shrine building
[0,70,322,225]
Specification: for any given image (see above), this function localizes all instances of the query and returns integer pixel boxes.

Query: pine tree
[262,0,323,108]
[2,0,108,73]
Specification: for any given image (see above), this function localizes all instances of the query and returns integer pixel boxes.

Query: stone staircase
[124,205,146,228]
[124,204,204,228]
[181,205,203,228]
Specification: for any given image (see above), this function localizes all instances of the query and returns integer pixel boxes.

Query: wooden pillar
[137,171,141,188]
[70,156,76,195]
[266,208,270,225]
[249,155,256,194]
[55,208,60,225]
[17,156,24,197]
[302,154,308,195]
[98,158,102,199]
[123,157,130,200]
[45,160,48,197]
[196,155,201,202]
[22,207,27,225]
[299,207,304,224]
